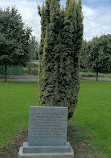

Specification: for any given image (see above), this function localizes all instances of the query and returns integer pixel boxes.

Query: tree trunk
[4,65,7,82]
[96,72,98,81]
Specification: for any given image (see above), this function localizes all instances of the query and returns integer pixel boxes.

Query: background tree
[88,35,111,81]
[80,40,89,69]
[38,0,83,119]
[29,36,39,60]
[0,7,31,81]
[80,35,111,81]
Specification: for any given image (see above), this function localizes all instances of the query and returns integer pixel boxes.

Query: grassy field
[0,81,111,157]
[0,82,39,148]
[71,81,111,157]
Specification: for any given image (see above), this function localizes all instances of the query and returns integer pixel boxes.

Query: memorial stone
[18,106,74,158]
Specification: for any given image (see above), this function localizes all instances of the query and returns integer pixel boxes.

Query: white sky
[0,0,111,42]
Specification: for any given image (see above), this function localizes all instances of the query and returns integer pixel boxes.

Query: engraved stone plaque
[20,106,73,154]
[28,106,68,146]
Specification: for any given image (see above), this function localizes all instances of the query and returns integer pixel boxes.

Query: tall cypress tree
[74,0,83,107]
[38,0,51,98]
[39,0,61,106]
[60,16,75,118]
[64,0,83,118]
[38,0,83,119]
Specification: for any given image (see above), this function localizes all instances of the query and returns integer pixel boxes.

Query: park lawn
[0,82,39,148]
[69,81,111,158]
[0,81,111,157]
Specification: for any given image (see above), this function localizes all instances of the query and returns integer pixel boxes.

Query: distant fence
[0,66,23,75]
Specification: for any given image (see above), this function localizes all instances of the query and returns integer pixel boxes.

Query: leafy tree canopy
[0,7,32,81]
[29,36,39,60]
[80,35,111,80]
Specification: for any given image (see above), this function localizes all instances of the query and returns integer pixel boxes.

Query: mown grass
[0,81,111,157]
[71,81,111,157]
[0,82,39,148]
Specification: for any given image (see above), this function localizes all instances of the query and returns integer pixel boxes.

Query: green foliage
[29,36,39,60]
[23,62,38,75]
[0,7,31,81]
[89,35,111,74]
[39,0,61,107]
[80,40,90,69]
[38,0,83,119]
[80,35,111,80]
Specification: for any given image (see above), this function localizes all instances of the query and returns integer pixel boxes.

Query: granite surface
[18,147,74,158]
[28,106,68,146]
[19,106,74,156]
[23,142,71,153]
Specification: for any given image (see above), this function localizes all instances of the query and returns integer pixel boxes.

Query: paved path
[0,75,38,82]
[0,75,111,82]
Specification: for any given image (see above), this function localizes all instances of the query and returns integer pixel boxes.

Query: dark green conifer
[38,0,51,96]
[74,0,83,105]
[38,0,83,119]
[39,0,61,106]
[60,16,75,118]
[64,0,83,118]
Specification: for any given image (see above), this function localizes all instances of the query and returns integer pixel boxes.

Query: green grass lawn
[0,81,111,157]
[71,81,111,157]
[0,82,39,148]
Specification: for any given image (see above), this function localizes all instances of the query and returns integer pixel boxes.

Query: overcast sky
[0,0,111,42]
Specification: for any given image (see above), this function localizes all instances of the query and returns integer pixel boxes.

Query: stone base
[22,142,71,153]
[18,147,74,158]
